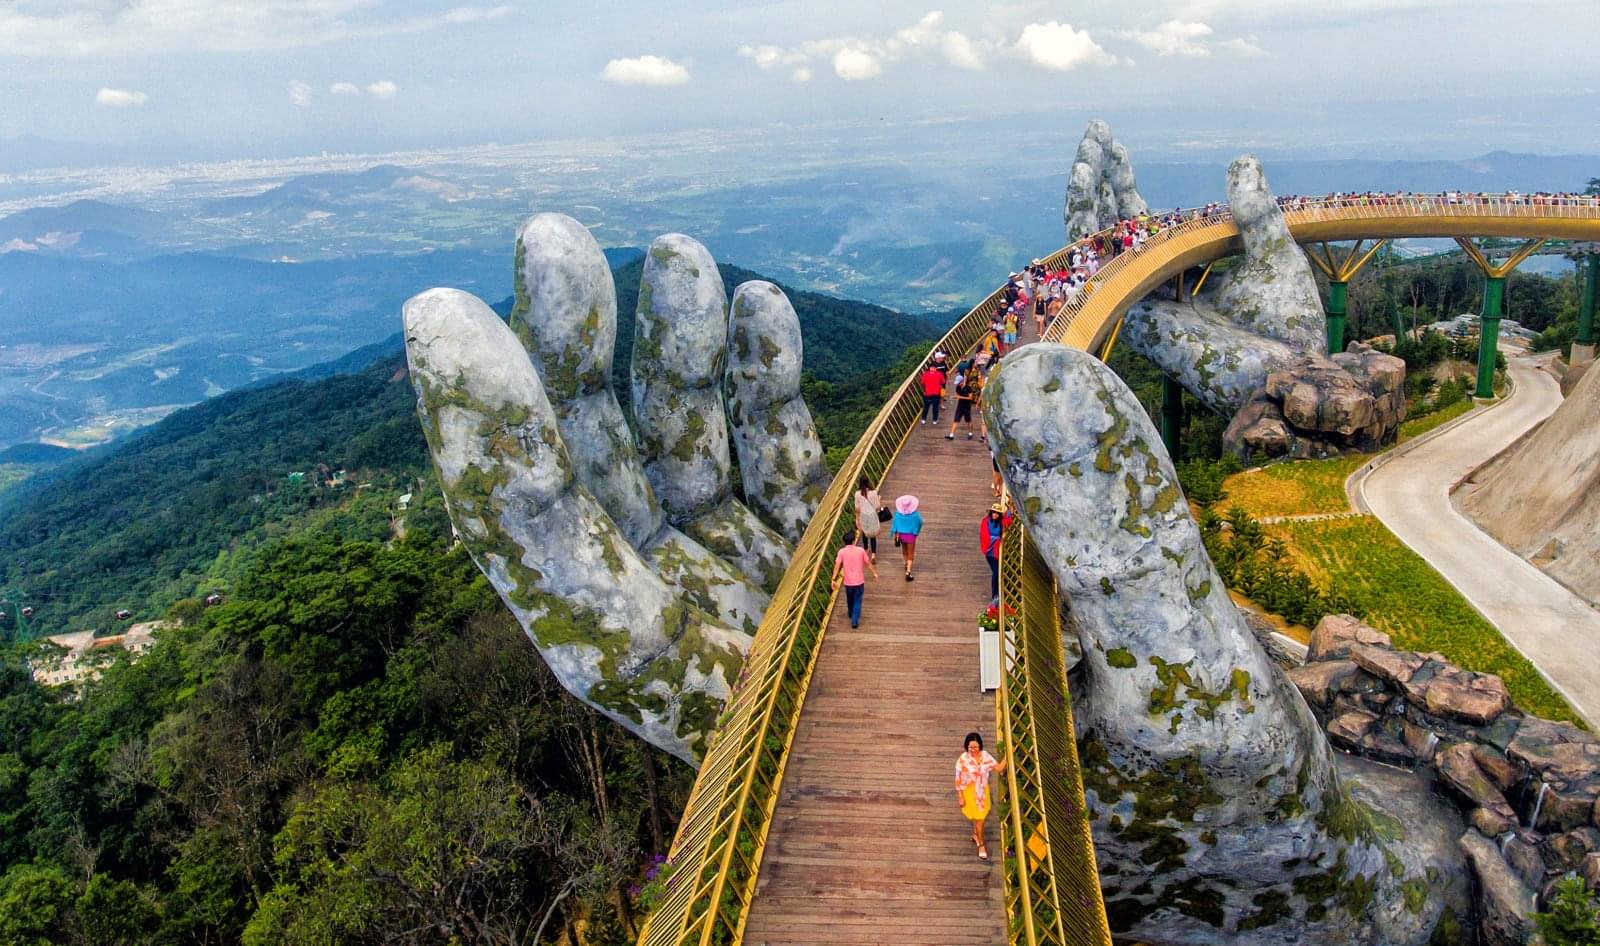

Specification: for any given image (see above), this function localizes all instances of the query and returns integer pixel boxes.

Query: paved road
[1355,352,1600,726]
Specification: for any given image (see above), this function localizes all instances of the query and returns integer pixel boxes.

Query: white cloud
[441,5,512,24]
[831,47,882,81]
[741,10,998,83]
[601,55,690,86]
[288,79,313,107]
[0,1,518,58]
[1015,21,1115,72]
[941,32,984,70]
[1122,20,1213,56]
[1112,19,1265,57]
[365,80,398,98]
[95,87,148,107]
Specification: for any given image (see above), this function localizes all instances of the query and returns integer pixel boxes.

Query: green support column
[1475,276,1505,399]
[1326,281,1348,354]
[1160,375,1184,460]
[1577,255,1598,348]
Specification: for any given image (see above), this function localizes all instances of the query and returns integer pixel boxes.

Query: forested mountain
[0,262,945,639]
[0,260,949,945]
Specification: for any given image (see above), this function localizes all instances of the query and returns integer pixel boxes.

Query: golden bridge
[636,194,1600,946]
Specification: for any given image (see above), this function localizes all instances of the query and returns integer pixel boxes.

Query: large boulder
[1460,829,1537,946]
[1308,614,1393,661]
[1224,347,1408,459]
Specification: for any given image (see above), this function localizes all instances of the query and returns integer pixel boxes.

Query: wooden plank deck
[742,356,1013,946]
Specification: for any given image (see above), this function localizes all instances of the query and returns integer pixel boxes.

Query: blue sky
[2,0,1597,161]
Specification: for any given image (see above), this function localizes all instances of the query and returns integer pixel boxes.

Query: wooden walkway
[742,378,1008,945]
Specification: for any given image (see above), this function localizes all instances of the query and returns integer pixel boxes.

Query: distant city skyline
[2,0,1597,165]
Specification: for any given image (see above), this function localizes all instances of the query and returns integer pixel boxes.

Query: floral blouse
[954,750,1000,806]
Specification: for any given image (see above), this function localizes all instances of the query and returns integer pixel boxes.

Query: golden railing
[994,521,1110,946]
[637,191,1600,946]
[635,244,1076,946]
[1044,194,1600,354]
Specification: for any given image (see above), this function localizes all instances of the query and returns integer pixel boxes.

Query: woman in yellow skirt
[955,731,1006,860]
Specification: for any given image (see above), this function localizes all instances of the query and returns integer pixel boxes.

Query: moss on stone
[1236,889,1291,931]
[1106,648,1138,669]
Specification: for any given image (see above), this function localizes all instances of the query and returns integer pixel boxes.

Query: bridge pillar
[1454,237,1546,399]
[1326,281,1349,354]
[1305,240,1387,355]
[1476,276,1505,399]
[1573,254,1599,368]
[1160,375,1183,460]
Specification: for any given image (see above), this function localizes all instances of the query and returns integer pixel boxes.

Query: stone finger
[726,280,830,542]
[513,212,662,547]
[631,235,793,591]
[404,287,747,762]
[1214,155,1325,350]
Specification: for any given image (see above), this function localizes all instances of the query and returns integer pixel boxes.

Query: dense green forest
[0,258,952,945]
[0,266,943,639]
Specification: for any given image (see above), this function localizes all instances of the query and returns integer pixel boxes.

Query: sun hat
[989,502,1005,514]
[895,495,919,515]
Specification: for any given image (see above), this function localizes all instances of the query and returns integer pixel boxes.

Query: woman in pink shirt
[831,528,879,628]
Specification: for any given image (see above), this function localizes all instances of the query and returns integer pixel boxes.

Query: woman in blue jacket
[891,494,923,582]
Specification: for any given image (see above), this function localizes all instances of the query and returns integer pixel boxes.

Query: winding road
[1353,350,1600,727]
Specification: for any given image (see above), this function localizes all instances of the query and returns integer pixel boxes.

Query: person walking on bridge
[980,502,1013,604]
[831,528,878,629]
[945,364,976,441]
[956,731,1005,860]
[892,494,923,581]
[918,362,945,425]
[854,476,884,562]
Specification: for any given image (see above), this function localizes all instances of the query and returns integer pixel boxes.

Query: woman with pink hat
[890,494,923,581]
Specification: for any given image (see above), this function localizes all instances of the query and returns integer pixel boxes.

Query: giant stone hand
[403,215,828,762]
[987,347,1463,944]
[1068,123,1406,456]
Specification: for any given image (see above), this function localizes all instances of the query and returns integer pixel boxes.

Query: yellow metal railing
[1043,194,1600,352]
[993,513,1111,946]
[635,243,1077,946]
[637,191,1600,946]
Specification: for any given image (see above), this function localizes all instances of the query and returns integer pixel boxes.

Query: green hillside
[0,268,943,638]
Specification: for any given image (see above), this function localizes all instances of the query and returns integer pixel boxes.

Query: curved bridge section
[1045,194,1600,353]
[637,194,1600,946]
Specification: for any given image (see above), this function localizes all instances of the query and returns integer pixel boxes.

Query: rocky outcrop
[1063,120,1148,241]
[1292,611,1600,925]
[1462,353,1600,604]
[987,345,1458,945]
[1224,344,1407,459]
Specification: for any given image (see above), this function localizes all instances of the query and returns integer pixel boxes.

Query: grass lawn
[1221,456,1367,519]
[1269,515,1582,725]
[1219,401,1479,519]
